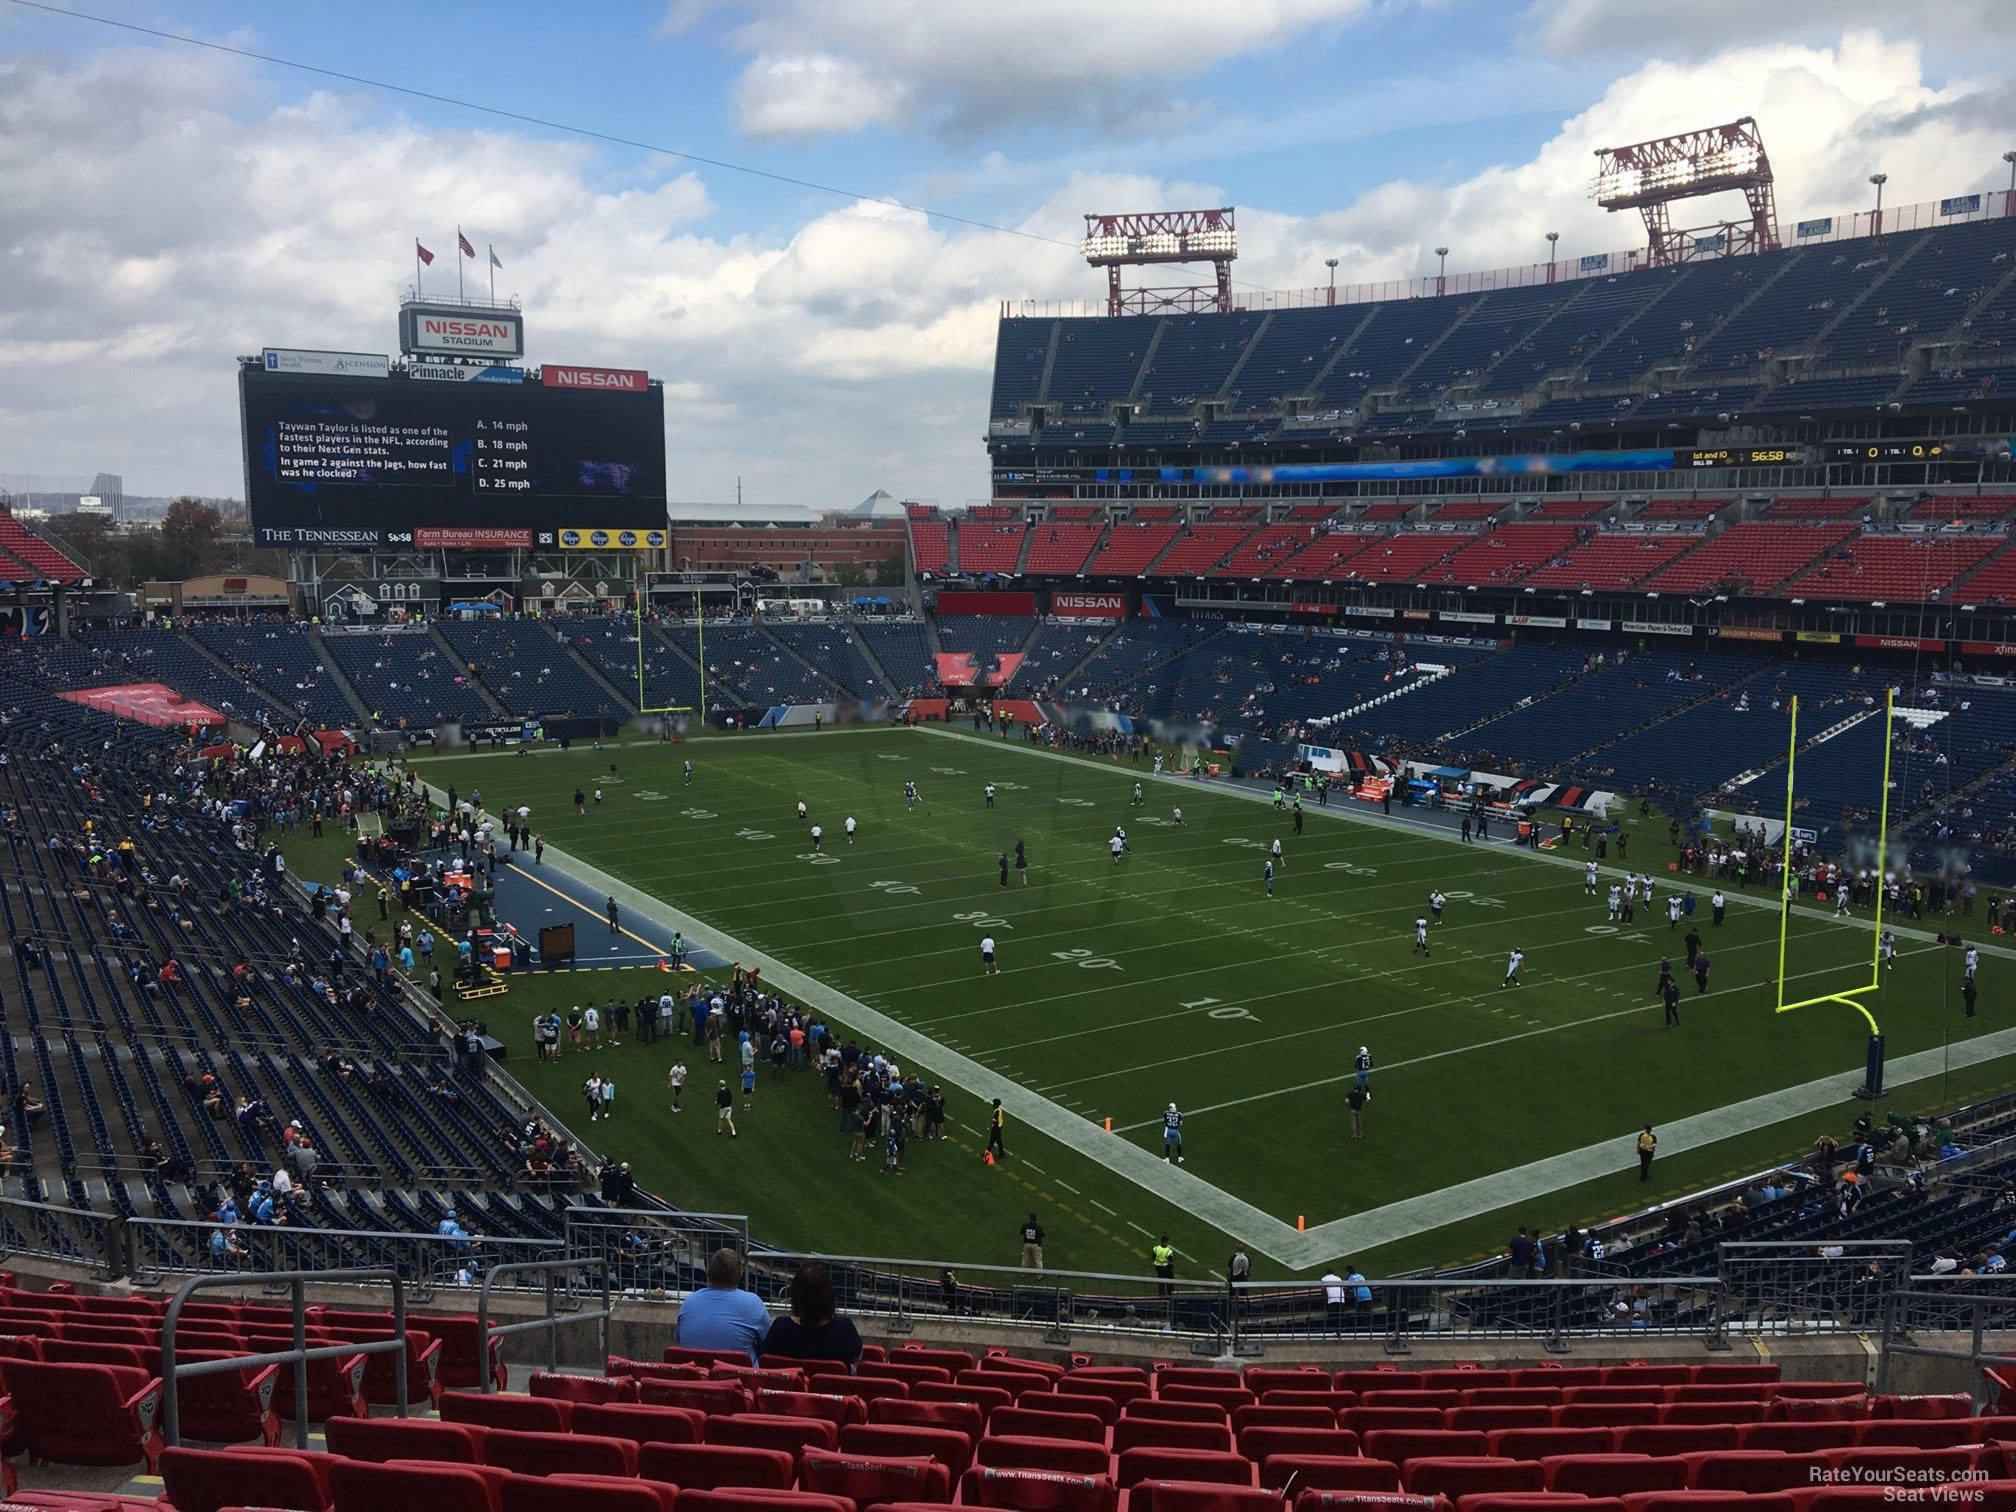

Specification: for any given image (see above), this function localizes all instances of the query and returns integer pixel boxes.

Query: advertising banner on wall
[1714,625,1785,642]
[400,304,525,358]
[1049,591,1127,619]
[940,589,1039,616]
[1622,619,1693,636]
[415,527,534,549]
[555,528,667,550]
[1853,634,1943,652]
[542,364,650,392]
[262,348,389,378]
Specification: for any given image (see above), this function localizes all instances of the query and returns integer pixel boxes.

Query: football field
[411,725,2013,1276]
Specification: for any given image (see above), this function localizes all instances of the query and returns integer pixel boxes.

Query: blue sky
[1,0,2011,506]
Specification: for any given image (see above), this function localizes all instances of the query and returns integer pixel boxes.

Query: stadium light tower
[1434,246,1449,295]
[1590,117,1780,266]
[1082,208,1238,316]
[1325,257,1339,306]
[1545,230,1559,283]
[1869,172,1888,237]
[2005,150,2016,196]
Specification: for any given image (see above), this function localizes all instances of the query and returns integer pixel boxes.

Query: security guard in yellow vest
[1151,1235,1176,1298]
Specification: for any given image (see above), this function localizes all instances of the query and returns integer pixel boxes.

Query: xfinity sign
[542,365,649,392]
[399,302,525,358]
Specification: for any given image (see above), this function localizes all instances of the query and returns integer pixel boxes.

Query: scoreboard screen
[1679,446,1807,469]
[239,365,667,548]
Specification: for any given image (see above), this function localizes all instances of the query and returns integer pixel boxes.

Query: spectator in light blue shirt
[675,1248,772,1363]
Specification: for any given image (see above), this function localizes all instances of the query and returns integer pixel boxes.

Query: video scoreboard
[239,360,667,549]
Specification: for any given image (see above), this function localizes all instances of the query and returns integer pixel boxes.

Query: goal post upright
[1774,689,1893,1043]
[633,581,703,718]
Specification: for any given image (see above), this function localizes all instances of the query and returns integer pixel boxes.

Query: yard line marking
[1091,1199,1119,1216]
[440,795,1301,1262]
[1054,1179,1079,1194]
[1023,1160,1047,1174]
[1126,1221,1156,1238]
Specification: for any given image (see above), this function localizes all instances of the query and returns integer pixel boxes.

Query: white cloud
[691,0,1378,139]
[1,27,2010,513]
[731,52,914,139]
[1528,0,2014,61]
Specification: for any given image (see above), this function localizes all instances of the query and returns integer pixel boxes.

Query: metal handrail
[475,1256,612,1388]
[161,1266,409,1449]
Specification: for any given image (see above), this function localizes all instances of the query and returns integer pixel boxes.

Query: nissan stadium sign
[400,303,526,358]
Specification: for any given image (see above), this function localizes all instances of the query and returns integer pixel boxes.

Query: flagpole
[414,240,422,300]
[488,245,496,304]
[456,226,465,302]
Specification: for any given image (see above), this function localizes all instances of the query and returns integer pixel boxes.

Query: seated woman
[760,1261,863,1373]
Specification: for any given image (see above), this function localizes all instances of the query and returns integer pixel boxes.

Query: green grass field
[399,726,2004,1279]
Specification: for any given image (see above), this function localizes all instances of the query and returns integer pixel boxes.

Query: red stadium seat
[1742,1423,1860,1453]
[808,1374,911,1405]
[1162,1385,1259,1413]
[1693,1366,1780,1386]
[500,1473,677,1512]
[1820,1446,1978,1483]
[329,1459,497,1512]
[1241,1428,1361,1464]
[983,1352,1065,1379]
[714,1366,809,1393]
[1404,1458,1548,1498]
[1343,1409,1446,1434]
[1514,1370,1601,1389]
[959,1464,1118,1512]
[1057,1376,1153,1410]
[529,1372,636,1405]
[1291,1493,1440,1512]
[431,1317,508,1394]
[892,1346,975,1374]
[1624,1496,1796,1512]
[325,1415,485,1464]
[639,1379,750,1416]
[1773,1383,1871,1402]
[1337,1372,1417,1393]
[638,1441,795,1490]
[1160,1370,1247,1393]
[798,1446,953,1508]
[1489,1429,1613,1462]
[1129,1482,1286,1512]
[441,1391,573,1433]
[1566,1388,1665,1407]
[1685,1451,1826,1492]
[663,1347,754,1367]
[1425,1372,1515,1393]
[6,1361,162,1470]
[1466,1391,1564,1410]
[1661,1402,1765,1426]
[858,1361,953,1388]
[161,1446,333,1512]
[1259,1456,1401,1494]
[1114,1448,1258,1490]
[1234,1407,1337,1434]
[975,1433,1112,1475]
[1026,1390,1121,1426]
[171,1351,282,1447]
[1246,1369,1331,1396]
[672,1492,853,1512]
[1460,1496,1625,1512]
[484,1428,639,1478]
[912,1380,1013,1418]
[752,1389,868,1428]
[704,1413,840,1465]
[1264,1392,1360,1413]
[1130,1401,1234,1426]
[1366,1392,1463,1410]
[1363,1429,1490,1466]
[866,1398,984,1440]
[1664,1385,1771,1405]
[572,1402,709,1447]
[1555,1405,1661,1429]
[991,1406,1110,1444]
[1604,1369,1692,1389]
[1616,1426,1741,1457]
[1855,1420,1979,1449]
[1779,1399,1868,1423]
[1449,1408,1553,1433]
[1113,1418,1235,1454]
[840,1422,978,1481]
[1542,1455,1691,1495]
